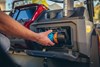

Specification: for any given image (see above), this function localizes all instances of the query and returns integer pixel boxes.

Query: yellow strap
[32,0,41,4]
[32,0,48,7]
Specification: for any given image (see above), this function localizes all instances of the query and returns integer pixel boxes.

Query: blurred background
[0,0,99,23]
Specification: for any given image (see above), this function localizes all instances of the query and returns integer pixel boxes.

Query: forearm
[0,11,38,41]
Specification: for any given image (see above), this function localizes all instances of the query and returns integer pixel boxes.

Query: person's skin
[0,11,54,46]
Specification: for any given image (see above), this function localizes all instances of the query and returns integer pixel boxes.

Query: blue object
[12,7,36,21]
[48,32,54,41]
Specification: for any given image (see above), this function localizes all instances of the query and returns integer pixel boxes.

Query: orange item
[54,32,58,43]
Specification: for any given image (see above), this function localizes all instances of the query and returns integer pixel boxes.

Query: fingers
[44,30,53,36]
[38,39,55,46]
[37,30,55,46]
[40,40,54,46]
[45,30,54,46]
[48,41,55,46]
[45,40,55,46]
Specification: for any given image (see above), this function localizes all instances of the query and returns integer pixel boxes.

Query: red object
[23,4,48,29]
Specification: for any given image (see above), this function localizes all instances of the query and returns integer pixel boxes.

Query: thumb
[44,30,53,36]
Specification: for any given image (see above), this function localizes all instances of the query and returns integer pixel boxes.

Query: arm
[0,11,54,46]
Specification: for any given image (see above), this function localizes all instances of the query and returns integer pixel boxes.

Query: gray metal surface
[63,0,74,17]
[32,17,90,57]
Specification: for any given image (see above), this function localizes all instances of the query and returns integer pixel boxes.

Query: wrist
[30,32,40,42]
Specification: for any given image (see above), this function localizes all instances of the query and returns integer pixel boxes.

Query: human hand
[36,30,55,46]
